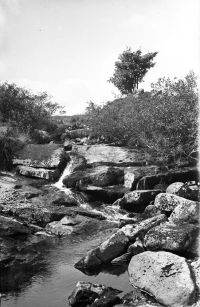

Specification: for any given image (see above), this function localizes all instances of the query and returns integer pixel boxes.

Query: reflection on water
[0,232,132,307]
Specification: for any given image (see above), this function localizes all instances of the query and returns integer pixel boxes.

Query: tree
[109,48,158,94]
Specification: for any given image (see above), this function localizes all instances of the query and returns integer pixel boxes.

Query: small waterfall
[54,159,87,205]
[54,160,74,192]
[54,158,128,222]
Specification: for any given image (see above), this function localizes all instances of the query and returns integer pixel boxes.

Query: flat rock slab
[13,144,67,169]
[16,165,60,181]
[136,167,199,190]
[73,145,146,166]
[79,185,129,203]
[128,251,196,307]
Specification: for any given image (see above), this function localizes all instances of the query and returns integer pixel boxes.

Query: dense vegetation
[0,82,61,169]
[0,82,61,134]
[86,72,198,164]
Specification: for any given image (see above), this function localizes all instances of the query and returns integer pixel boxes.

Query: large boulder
[168,200,199,224]
[68,281,122,307]
[154,193,197,214]
[144,222,199,254]
[63,166,124,188]
[75,231,129,270]
[128,251,196,307]
[117,190,162,212]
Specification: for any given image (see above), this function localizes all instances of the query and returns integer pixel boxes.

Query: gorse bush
[86,72,198,163]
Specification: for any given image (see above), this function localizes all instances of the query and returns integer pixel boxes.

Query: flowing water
[0,161,132,307]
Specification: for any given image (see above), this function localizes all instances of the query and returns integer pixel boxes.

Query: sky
[0,0,199,115]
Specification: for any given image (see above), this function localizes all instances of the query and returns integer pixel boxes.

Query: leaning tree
[109,48,158,94]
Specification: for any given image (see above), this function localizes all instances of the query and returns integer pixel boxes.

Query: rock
[166,182,184,194]
[45,216,74,236]
[73,144,146,167]
[79,185,129,203]
[121,214,167,241]
[168,200,199,224]
[176,182,200,201]
[128,251,196,307]
[190,258,200,293]
[120,289,163,307]
[64,140,73,151]
[117,190,162,213]
[142,204,162,218]
[75,231,129,269]
[13,144,67,169]
[45,215,100,237]
[144,222,199,254]
[136,167,199,190]
[166,181,200,201]
[111,238,144,265]
[123,165,160,189]
[63,166,124,188]
[0,215,32,236]
[154,193,197,214]
[68,281,122,307]
[69,153,87,172]
[16,165,60,181]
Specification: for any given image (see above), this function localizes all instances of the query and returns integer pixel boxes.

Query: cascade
[54,158,128,221]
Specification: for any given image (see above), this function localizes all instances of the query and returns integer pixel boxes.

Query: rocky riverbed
[0,142,199,307]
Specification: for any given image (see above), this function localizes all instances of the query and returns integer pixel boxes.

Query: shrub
[0,129,25,170]
[85,72,198,164]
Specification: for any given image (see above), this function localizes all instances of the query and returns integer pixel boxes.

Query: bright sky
[0,0,199,114]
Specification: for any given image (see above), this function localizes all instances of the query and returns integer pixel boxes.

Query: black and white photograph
[0,0,199,306]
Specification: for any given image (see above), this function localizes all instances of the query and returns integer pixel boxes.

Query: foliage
[0,128,25,170]
[109,48,158,94]
[0,82,61,134]
[86,72,198,163]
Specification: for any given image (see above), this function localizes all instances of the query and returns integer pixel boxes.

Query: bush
[85,72,198,164]
[0,129,25,170]
[0,82,61,134]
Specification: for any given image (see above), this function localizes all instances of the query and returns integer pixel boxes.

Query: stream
[0,162,132,307]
